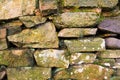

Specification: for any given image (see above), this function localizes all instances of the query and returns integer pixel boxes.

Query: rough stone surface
[0,28,6,39]
[1,20,22,35]
[116,69,120,76]
[63,0,118,8]
[34,49,69,68]
[58,28,97,37]
[7,22,59,48]
[98,19,120,34]
[0,66,6,80]
[53,12,99,28]
[113,63,120,69]
[54,64,114,80]
[98,50,120,58]
[64,38,105,53]
[0,0,36,20]
[105,38,120,49]
[0,39,7,50]
[7,67,51,80]
[70,53,96,65]
[0,49,34,67]
[19,16,46,28]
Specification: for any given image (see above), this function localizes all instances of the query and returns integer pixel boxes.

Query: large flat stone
[52,12,99,28]
[98,19,120,34]
[19,16,46,28]
[98,50,120,58]
[0,0,36,20]
[34,49,69,68]
[70,53,96,65]
[7,67,51,80]
[105,38,120,49]
[64,38,105,53]
[58,28,97,37]
[7,22,59,48]
[63,0,118,8]
[0,49,35,67]
[54,64,114,80]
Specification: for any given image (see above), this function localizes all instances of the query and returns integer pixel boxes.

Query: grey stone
[7,22,59,48]
[34,49,69,68]
[64,38,105,53]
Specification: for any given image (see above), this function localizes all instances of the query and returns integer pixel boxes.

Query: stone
[63,0,118,8]
[98,33,117,38]
[116,69,120,76]
[54,64,114,80]
[94,59,115,67]
[0,49,35,67]
[0,66,6,80]
[1,20,22,35]
[110,76,120,80]
[19,16,46,28]
[64,38,105,53]
[98,19,120,34]
[39,0,58,16]
[116,59,120,63]
[7,22,59,48]
[98,50,120,58]
[0,28,6,39]
[52,12,100,28]
[0,0,36,20]
[113,63,120,69]
[105,38,120,49]
[70,53,96,65]
[34,49,69,68]
[0,39,7,50]
[7,67,51,80]
[58,28,97,37]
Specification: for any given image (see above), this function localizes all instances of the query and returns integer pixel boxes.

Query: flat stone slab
[34,49,69,68]
[0,49,34,67]
[64,38,105,53]
[19,16,46,28]
[98,50,120,58]
[52,12,99,28]
[63,0,118,8]
[58,28,97,37]
[70,53,96,65]
[0,0,36,20]
[7,67,51,80]
[54,64,114,80]
[105,38,120,49]
[7,22,59,48]
[98,19,120,34]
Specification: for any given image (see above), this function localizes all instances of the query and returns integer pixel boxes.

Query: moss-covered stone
[64,38,105,53]
[70,53,96,65]
[7,22,59,48]
[0,49,35,67]
[58,28,97,38]
[52,12,100,28]
[7,67,51,80]
[34,49,69,68]
[19,16,46,28]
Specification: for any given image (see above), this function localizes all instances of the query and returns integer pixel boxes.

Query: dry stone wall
[0,0,120,80]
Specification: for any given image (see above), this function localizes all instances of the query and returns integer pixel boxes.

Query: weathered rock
[113,63,120,69]
[0,39,7,50]
[110,76,120,80]
[0,28,6,39]
[7,22,59,48]
[1,20,22,35]
[105,38,120,49]
[116,59,120,63]
[98,50,120,58]
[98,33,117,38]
[98,19,120,34]
[39,0,58,16]
[19,16,46,28]
[0,0,36,20]
[116,69,120,76]
[0,49,34,67]
[7,67,51,80]
[94,59,115,67]
[70,53,96,65]
[0,66,6,80]
[52,12,100,28]
[54,64,114,80]
[63,0,118,8]
[34,49,69,68]
[58,28,97,37]
[64,38,105,53]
